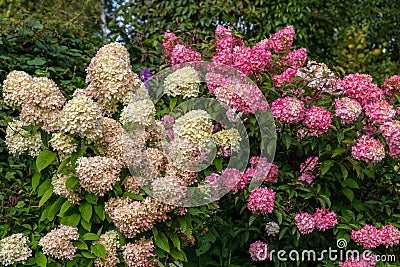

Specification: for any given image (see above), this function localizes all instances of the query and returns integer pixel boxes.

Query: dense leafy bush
[0,23,399,267]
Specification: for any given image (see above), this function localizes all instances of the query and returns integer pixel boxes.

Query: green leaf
[81,218,91,232]
[36,150,57,172]
[169,98,177,110]
[169,232,181,251]
[47,197,64,221]
[35,252,47,267]
[91,244,106,259]
[83,233,99,241]
[38,179,52,197]
[170,249,187,261]
[94,204,105,221]
[214,158,223,172]
[66,176,79,189]
[66,214,81,227]
[39,187,54,207]
[32,172,41,191]
[85,193,99,204]
[342,187,354,202]
[155,232,170,253]
[73,240,88,250]
[27,57,46,66]
[79,201,92,222]
[320,160,335,176]
[282,133,291,149]
[60,200,72,214]
[341,178,359,189]
[81,251,96,259]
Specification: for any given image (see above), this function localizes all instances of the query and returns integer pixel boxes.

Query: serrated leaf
[249,214,257,226]
[342,187,354,202]
[320,160,335,176]
[27,57,46,66]
[32,172,41,191]
[36,150,57,172]
[79,201,92,222]
[81,219,91,232]
[170,249,186,261]
[155,232,170,253]
[91,244,106,259]
[83,233,99,241]
[39,187,54,207]
[85,193,98,204]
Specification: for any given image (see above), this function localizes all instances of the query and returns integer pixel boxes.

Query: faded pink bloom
[335,97,362,124]
[382,74,400,99]
[266,25,295,53]
[280,48,307,68]
[249,240,269,261]
[300,156,319,173]
[298,173,316,185]
[364,100,396,125]
[271,97,306,124]
[380,120,400,158]
[303,106,332,136]
[247,187,275,214]
[335,73,384,106]
[339,255,377,267]
[295,212,315,234]
[122,238,157,267]
[351,135,385,163]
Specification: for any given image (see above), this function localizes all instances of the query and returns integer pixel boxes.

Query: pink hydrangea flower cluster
[335,73,384,106]
[351,224,400,249]
[280,48,307,68]
[229,169,250,194]
[272,67,299,89]
[249,240,269,261]
[351,135,385,163]
[339,255,377,267]
[382,74,400,99]
[249,156,279,185]
[170,44,202,65]
[295,209,337,234]
[298,156,319,185]
[351,224,382,249]
[38,225,79,260]
[334,97,362,124]
[380,120,400,158]
[247,187,276,214]
[313,208,338,231]
[364,100,396,125]
[161,114,175,126]
[271,97,306,124]
[162,32,179,64]
[295,212,316,234]
[265,25,295,53]
[303,106,332,136]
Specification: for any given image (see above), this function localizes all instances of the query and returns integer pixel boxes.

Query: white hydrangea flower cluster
[51,173,82,204]
[86,42,142,114]
[2,70,33,107]
[164,139,203,172]
[5,119,42,157]
[173,110,213,145]
[213,128,242,151]
[49,132,78,161]
[76,156,121,196]
[164,66,200,98]
[39,225,79,260]
[151,175,188,206]
[120,98,155,127]
[123,176,141,194]
[0,233,32,266]
[297,60,338,93]
[60,95,103,141]
[265,221,280,236]
[94,230,120,267]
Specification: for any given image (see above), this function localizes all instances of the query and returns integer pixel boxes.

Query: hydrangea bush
[0,25,399,267]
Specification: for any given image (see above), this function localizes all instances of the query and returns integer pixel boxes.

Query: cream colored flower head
[164,66,200,98]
